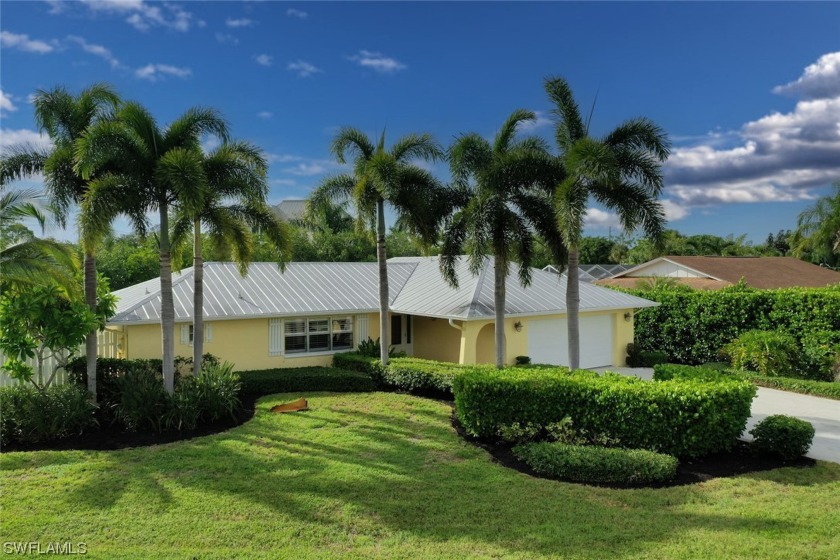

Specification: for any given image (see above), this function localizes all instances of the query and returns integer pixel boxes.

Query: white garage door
[527,315,614,369]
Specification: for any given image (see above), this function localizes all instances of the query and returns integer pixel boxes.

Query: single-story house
[596,256,840,290]
[105,256,657,370]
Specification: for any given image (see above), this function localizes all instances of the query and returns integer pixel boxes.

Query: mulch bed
[451,411,815,489]
[2,392,259,453]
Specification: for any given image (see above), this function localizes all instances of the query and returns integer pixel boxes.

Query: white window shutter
[180,324,190,345]
[269,319,283,356]
[355,315,368,349]
[204,323,212,343]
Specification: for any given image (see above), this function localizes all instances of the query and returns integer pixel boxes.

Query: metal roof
[272,199,308,223]
[109,258,657,325]
[543,264,633,283]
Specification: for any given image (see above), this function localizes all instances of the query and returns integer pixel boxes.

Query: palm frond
[0,146,49,186]
[545,76,585,149]
[390,133,444,163]
[604,117,671,161]
[493,109,536,154]
[330,127,375,164]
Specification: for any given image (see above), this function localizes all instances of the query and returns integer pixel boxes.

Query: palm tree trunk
[494,254,506,369]
[376,197,390,366]
[159,203,176,394]
[566,245,580,370]
[83,251,98,402]
[192,218,203,376]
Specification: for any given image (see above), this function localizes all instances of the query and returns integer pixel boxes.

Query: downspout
[448,318,463,331]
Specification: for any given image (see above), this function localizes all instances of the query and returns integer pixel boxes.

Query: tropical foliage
[791,182,840,267]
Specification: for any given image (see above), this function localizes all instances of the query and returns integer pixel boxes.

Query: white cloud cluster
[0,90,18,114]
[286,8,307,19]
[1,31,54,53]
[664,51,840,214]
[255,54,273,67]
[66,35,121,68]
[79,0,195,32]
[516,110,552,132]
[226,18,254,28]
[135,63,192,81]
[349,50,406,73]
[287,60,322,77]
[0,128,53,151]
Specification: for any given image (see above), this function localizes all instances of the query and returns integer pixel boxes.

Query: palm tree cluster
[313,77,670,369]
[1,85,288,397]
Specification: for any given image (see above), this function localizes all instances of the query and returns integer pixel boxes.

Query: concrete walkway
[594,367,840,464]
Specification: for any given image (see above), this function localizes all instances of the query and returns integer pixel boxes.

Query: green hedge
[626,285,840,366]
[749,415,815,461]
[66,356,164,407]
[653,363,732,382]
[333,352,383,382]
[453,367,756,458]
[735,372,840,401]
[238,367,376,395]
[513,442,678,485]
[382,357,473,397]
[0,384,96,445]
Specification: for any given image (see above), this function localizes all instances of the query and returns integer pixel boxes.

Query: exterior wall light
[624,312,633,322]
[514,321,523,332]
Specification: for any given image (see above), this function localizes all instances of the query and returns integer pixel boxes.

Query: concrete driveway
[594,367,840,464]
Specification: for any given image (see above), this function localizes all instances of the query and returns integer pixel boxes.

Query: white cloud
[665,51,840,208]
[348,50,406,73]
[66,35,120,68]
[584,208,622,229]
[226,17,254,28]
[257,111,273,119]
[660,199,689,222]
[0,90,18,114]
[271,154,346,176]
[255,54,273,67]
[286,8,307,19]
[517,110,552,132]
[215,32,238,45]
[0,31,54,54]
[79,0,195,32]
[271,178,297,186]
[773,52,840,100]
[135,63,191,81]
[287,59,322,77]
[0,128,53,151]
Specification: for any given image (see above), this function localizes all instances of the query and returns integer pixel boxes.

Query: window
[391,314,403,345]
[180,323,212,345]
[406,315,412,344]
[274,316,354,356]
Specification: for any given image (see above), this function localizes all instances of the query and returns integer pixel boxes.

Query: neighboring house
[105,257,657,371]
[272,199,308,225]
[597,256,840,290]
[543,264,632,283]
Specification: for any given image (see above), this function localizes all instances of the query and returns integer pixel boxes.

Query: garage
[527,314,614,369]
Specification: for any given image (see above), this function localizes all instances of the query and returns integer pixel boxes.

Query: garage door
[527,315,614,369]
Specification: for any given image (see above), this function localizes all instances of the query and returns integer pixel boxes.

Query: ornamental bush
[382,357,477,397]
[0,384,96,446]
[627,285,840,366]
[513,442,678,485]
[239,366,376,395]
[749,415,815,460]
[800,330,840,382]
[722,330,799,377]
[453,367,756,457]
[653,363,732,382]
[333,352,383,383]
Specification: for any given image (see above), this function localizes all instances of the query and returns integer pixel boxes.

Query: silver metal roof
[109,258,657,325]
[272,199,307,223]
[543,264,633,283]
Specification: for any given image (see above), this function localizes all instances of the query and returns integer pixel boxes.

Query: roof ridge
[466,256,491,317]
[388,261,420,303]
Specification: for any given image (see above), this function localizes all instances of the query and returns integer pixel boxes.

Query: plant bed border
[450,410,815,489]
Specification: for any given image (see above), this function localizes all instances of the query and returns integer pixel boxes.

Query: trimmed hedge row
[383,357,474,397]
[626,285,840,367]
[453,367,756,457]
[332,352,383,380]
[653,364,731,382]
[513,442,678,485]
[238,367,377,395]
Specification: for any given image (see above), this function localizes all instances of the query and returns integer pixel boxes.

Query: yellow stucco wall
[120,309,634,371]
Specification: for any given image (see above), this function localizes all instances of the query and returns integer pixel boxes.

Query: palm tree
[76,102,229,393]
[440,110,566,368]
[0,83,121,400]
[0,187,78,294]
[545,77,669,370]
[792,182,840,267]
[170,141,290,375]
[308,128,445,366]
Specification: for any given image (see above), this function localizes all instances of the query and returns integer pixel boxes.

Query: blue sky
[2,1,839,243]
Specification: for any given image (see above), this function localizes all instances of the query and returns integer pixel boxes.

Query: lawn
[2,392,839,559]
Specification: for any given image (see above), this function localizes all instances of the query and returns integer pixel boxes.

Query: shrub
[749,415,815,461]
[333,352,383,383]
[0,384,96,445]
[67,356,166,410]
[382,357,474,397]
[800,330,840,381]
[627,285,840,365]
[722,330,800,377]
[453,367,756,457]
[183,362,241,423]
[356,337,405,358]
[653,363,731,382]
[515,356,531,365]
[239,366,376,395]
[513,442,678,485]
[114,366,169,432]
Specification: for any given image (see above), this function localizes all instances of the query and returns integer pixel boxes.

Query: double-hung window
[271,316,354,355]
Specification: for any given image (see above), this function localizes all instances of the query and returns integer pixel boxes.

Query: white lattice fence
[0,329,120,387]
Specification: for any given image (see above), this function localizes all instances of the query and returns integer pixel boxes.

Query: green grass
[2,391,839,559]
